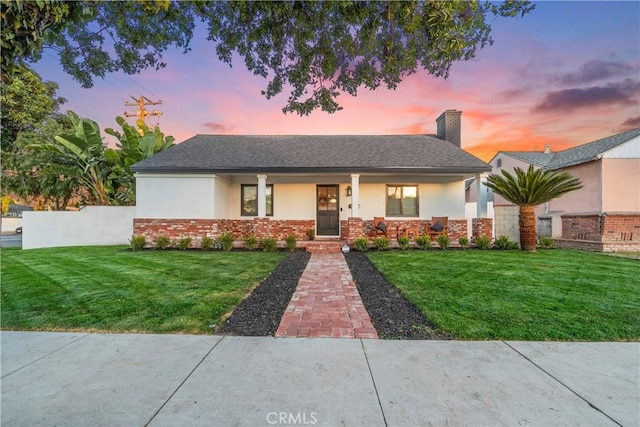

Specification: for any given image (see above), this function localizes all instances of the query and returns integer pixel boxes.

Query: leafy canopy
[2,0,535,115]
[485,165,583,206]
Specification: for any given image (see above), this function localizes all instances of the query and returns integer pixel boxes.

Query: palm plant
[485,165,582,251]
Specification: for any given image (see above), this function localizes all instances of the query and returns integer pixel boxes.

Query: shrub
[538,236,556,249]
[415,235,431,250]
[285,234,297,252]
[130,235,146,251]
[493,235,519,250]
[475,234,491,250]
[352,237,369,252]
[153,235,171,250]
[437,233,450,250]
[261,237,278,252]
[306,229,315,241]
[397,236,410,250]
[373,237,390,251]
[201,236,213,250]
[458,236,469,249]
[243,234,258,251]
[216,232,234,251]
[177,237,192,250]
[1,195,13,215]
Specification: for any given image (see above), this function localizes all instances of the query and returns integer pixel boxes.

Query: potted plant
[306,229,315,241]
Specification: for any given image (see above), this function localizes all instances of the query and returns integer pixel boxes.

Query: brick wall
[472,218,493,241]
[133,218,314,248]
[561,213,639,242]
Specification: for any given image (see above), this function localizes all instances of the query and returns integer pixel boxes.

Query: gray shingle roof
[131,134,491,174]
[545,127,640,170]
[497,152,554,167]
[497,127,640,170]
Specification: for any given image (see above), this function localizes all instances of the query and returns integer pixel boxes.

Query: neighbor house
[131,110,493,250]
[484,127,640,252]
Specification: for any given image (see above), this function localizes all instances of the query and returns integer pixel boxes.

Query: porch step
[304,241,346,254]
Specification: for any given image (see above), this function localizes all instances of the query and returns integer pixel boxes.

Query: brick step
[304,241,347,254]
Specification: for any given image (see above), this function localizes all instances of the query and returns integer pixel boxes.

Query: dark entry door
[316,185,340,236]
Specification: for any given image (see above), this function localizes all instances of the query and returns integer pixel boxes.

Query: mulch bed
[217,249,450,339]
[216,251,310,336]
[344,251,451,340]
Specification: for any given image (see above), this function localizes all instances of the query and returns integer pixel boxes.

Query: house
[131,110,493,249]
[484,127,640,252]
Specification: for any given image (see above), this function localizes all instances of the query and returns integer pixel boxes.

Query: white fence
[465,202,494,238]
[22,206,135,250]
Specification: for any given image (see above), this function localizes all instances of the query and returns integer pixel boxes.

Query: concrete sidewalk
[1,332,638,426]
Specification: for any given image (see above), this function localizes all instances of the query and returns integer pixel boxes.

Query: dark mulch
[216,251,310,336]
[217,249,450,339]
[344,251,451,340]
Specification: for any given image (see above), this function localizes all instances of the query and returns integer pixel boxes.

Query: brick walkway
[275,253,379,339]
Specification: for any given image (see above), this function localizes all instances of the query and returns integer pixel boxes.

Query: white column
[350,173,360,217]
[257,174,267,218]
[476,173,488,218]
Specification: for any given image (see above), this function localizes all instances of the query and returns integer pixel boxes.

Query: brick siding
[472,218,493,241]
[133,218,314,248]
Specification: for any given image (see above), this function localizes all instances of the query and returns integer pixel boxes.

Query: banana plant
[30,111,114,205]
[104,117,174,204]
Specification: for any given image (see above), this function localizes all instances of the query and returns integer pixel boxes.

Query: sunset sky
[31,1,640,161]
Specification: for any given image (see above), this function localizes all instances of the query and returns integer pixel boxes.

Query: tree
[3,114,79,210]
[485,165,582,252]
[104,116,175,204]
[1,67,66,152]
[2,0,535,115]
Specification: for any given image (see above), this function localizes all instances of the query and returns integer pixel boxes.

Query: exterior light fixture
[346,186,352,196]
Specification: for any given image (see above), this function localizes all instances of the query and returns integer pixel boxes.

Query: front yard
[366,249,640,341]
[1,246,284,334]
[2,246,638,340]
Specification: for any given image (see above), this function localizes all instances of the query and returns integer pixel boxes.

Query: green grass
[366,249,640,341]
[1,246,285,334]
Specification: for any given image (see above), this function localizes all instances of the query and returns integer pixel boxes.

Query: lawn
[1,246,285,334]
[366,249,640,341]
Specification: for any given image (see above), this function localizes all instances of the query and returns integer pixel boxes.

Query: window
[496,158,502,168]
[241,184,273,216]
[386,185,418,217]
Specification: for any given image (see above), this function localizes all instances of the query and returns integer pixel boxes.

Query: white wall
[1,217,22,233]
[22,206,135,250]
[136,174,216,219]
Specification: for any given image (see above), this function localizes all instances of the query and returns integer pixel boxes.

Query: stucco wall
[602,158,640,212]
[136,174,216,219]
[23,206,135,249]
[548,162,602,213]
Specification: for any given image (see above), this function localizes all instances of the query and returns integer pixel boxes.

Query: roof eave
[132,166,492,175]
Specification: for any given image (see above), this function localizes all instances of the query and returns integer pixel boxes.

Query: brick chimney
[436,110,462,147]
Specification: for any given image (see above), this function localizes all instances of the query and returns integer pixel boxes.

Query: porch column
[257,174,267,218]
[350,174,360,217]
[476,173,488,218]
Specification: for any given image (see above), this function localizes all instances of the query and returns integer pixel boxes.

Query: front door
[316,185,340,236]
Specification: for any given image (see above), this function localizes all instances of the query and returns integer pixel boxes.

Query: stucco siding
[136,174,216,219]
[548,162,602,213]
[274,184,317,220]
[213,177,230,218]
[602,135,639,158]
[602,158,640,212]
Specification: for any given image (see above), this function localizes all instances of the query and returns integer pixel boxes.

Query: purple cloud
[203,122,229,132]
[556,60,637,85]
[620,116,640,130]
[532,79,640,113]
